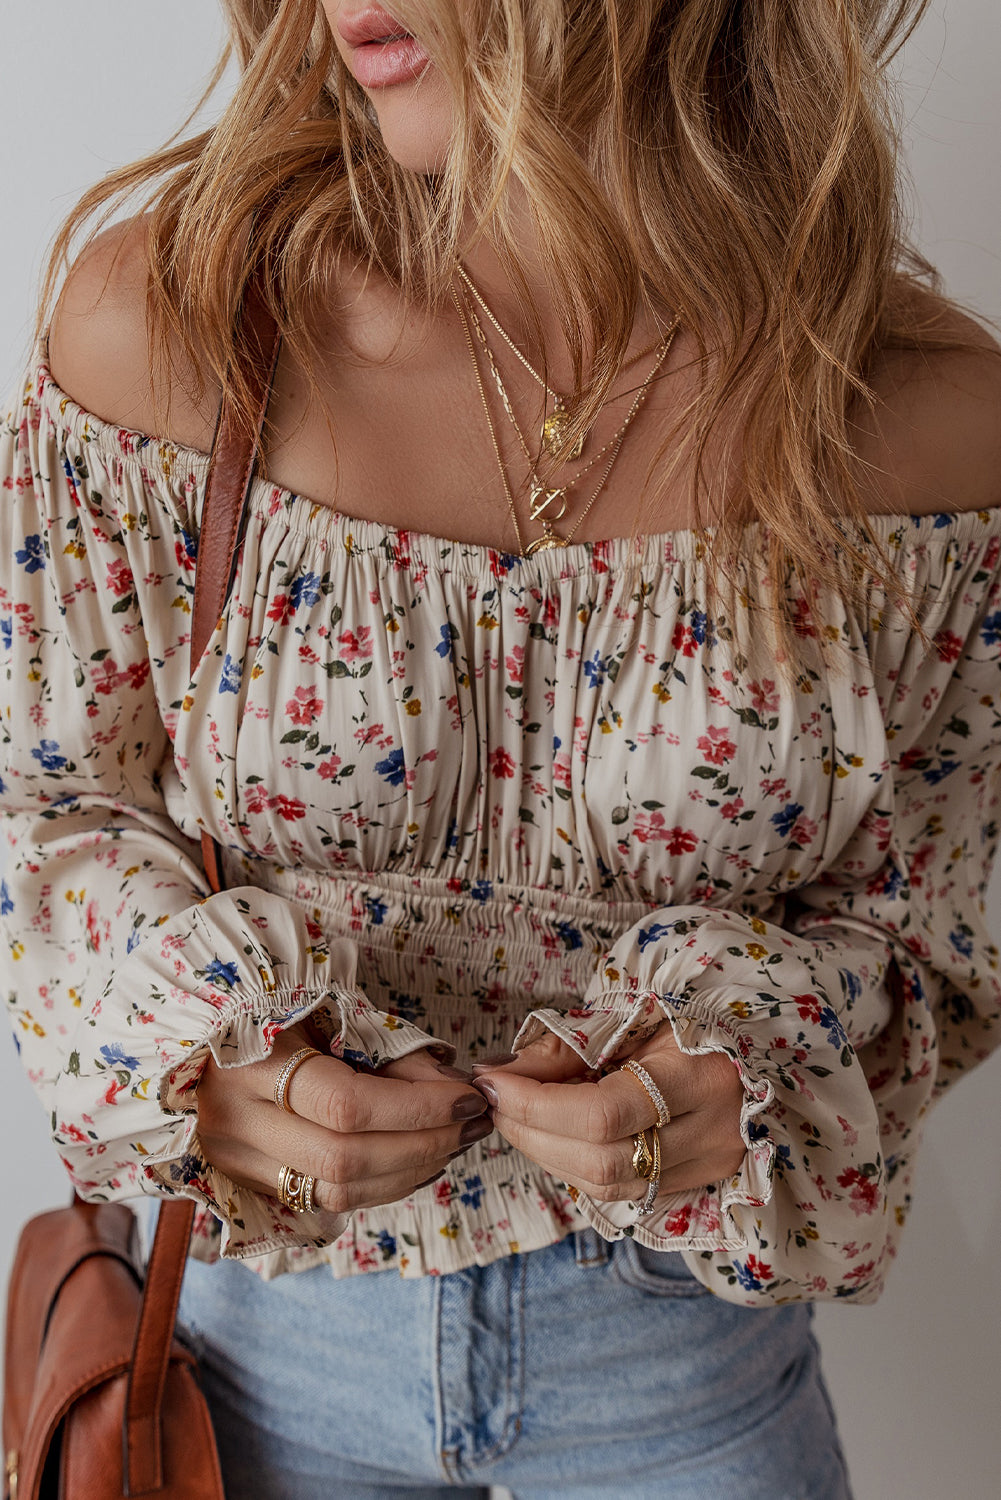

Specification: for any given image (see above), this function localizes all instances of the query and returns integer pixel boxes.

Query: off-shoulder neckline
[27,352,1001,580]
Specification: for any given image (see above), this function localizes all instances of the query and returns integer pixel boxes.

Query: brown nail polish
[459,1114,494,1147]
[475,1079,499,1108]
[436,1061,475,1081]
[452,1093,488,1122]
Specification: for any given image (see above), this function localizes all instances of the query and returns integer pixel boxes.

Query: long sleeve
[0,357,451,1261]
[515,517,1001,1304]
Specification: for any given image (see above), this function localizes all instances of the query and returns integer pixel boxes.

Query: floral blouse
[2,347,1000,1306]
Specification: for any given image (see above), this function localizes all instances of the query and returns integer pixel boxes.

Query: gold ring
[631,1129,656,1181]
[620,1059,671,1128]
[277,1163,316,1213]
[274,1046,321,1114]
[639,1131,662,1213]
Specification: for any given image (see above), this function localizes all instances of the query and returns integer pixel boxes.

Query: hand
[472,1023,745,1211]
[196,1025,494,1214]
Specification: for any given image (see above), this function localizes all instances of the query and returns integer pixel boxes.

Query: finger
[474,1066,663,1144]
[274,1052,490,1135]
[491,1111,638,1197]
[472,1032,593,1085]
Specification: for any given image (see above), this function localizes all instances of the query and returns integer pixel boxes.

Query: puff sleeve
[0,358,451,1261]
[515,517,1001,1304]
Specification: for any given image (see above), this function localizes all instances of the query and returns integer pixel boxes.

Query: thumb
[473,1030,594,1085]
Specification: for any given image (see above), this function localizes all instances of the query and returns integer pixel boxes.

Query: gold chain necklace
[451,285,680,556]
[458,284,678,542]
[454,261,668,462]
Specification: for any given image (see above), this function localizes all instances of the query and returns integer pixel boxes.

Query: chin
[368,79,453,175]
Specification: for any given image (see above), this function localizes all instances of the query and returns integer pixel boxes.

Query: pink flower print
[789,812,818,846]
[748,678,779,714]
[105,558,133,597]
[317,755,343,780]
[244,784,270,815]
[671,620,699,658]
[92,658,123,696]
[286,686,324,726]
[504,645,525,683]
[665,826,699,856]
[554,753,572,790]
[836,1166,881,1216]
[338,626,374,661]
[270,794,307,822]
[794,993,823,1023]
[267,593,295,625]
[490,747,516,779]
[664,1203,692,1235]
[697,726,737,765]
[933,628,964,664]
[720,797,744,818]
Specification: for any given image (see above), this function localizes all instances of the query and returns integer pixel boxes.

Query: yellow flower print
[652,683,671,703]
[251,663,265,680]
[728,1000,752,1019]
[477,612,499,630]
[382,1015,404,1030]
[439,1224,460,1239]
[63,539,87,559]
[405,699,422,716]
[750,917,766,935]
[745,942,768,961]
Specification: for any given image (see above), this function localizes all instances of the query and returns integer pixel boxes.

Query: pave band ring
[620,1059,671,1128]
[274,1046,321,1114]
[277,1164,316,1214]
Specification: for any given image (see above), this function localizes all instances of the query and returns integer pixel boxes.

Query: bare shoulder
[46,215,219,453]
[851,300,1001,518]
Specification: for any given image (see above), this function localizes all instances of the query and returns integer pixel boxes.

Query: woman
[3,1,1000,1495]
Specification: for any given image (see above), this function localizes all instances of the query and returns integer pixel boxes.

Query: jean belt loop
[573,1228,610,1268]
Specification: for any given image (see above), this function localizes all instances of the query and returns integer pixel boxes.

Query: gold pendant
[528,483,568,523]
[541,402,585,462]
[524,524,569,557]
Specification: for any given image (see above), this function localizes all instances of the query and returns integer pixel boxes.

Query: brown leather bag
[3,274,282,1500]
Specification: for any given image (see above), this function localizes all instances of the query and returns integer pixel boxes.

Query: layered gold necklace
[452,267,679,556]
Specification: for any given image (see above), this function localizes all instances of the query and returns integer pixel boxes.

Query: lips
[337,6,430,89]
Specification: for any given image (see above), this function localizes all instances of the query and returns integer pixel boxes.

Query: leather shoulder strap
[191,274,282,671]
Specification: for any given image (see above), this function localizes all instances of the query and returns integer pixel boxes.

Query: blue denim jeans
[176,1230,853,1498]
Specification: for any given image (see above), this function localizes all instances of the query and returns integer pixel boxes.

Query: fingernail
[471,1051,517,1069]
[451,1092,488,1122]
[459,1114,494,1147]
[475,1079,499,1108]
[436,1061,475,1081]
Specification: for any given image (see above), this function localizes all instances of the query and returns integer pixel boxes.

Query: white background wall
[2,4,999,1496]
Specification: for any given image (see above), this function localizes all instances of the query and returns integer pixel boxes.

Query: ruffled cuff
[513,997,774,1252]
[52,887,453,1258]
[512,904,886,1273]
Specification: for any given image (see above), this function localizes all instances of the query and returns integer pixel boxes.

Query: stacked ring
[277,1163,316,1213]
[639,1130,662,1214]
[274,1046,321,1114]
[620,1059,671,1128]
[630,1128,657,1180]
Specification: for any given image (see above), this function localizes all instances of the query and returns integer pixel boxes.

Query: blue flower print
[31,739,68,772]
[470,879,494,903]
[0,879,13,917]
[460,1174,484,1210]
[290,571,321,610]
[126,927,143,954]
[817,1005,847,1049]
[365,896,388,926]
[689,610,709,644]
[555,921,583,951]
[435,622,458,658]
[0,613,11,652]
[375,1229,397,1260]
[922,760,959,785]
[15,534,45,573]
[204,958,240,987]
[375,747,406,786]
[637,921,675,953]
[219,653,242,694]
[982,610,1001,648]
[99,1043,140,1070]
[770,802,804,839]
[950,926,975,959]
[583,650,609,688]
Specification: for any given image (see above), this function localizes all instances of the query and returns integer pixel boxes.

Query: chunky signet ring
[620,1059,671,1128]
[631,1129,657,1181]
[277,1164,316,1214]
[274,1046,321,1114]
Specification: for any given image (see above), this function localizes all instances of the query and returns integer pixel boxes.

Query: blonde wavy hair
[37,0,984,660]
